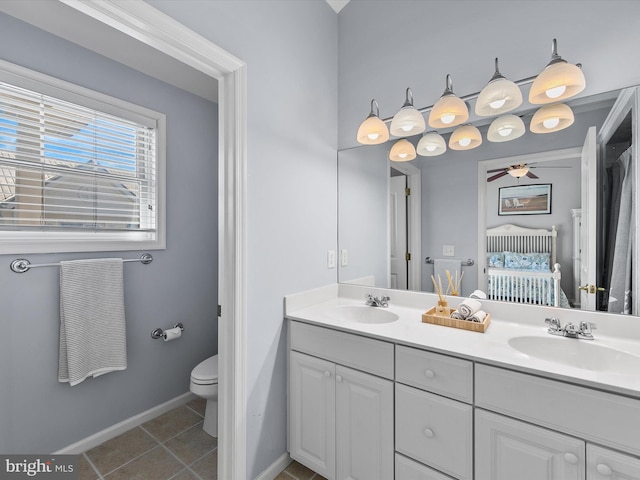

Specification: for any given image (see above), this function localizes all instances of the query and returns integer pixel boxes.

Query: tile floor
[78,398,325,480]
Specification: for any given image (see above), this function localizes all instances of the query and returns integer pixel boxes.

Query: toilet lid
[191,355,219,383]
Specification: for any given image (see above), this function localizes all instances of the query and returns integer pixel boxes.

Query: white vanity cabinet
[587,445,640,480]
[395,345,473,480]
[289,321,394,480]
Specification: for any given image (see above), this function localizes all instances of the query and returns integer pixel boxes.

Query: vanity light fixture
[475,58,523,116]
[356,99,390,145]
[487,114,526,143]
[389,88,426,137]
[449,124,482,150]
[429,74,469,129]
[389,138,416,162]
[416,131,447,156]
[529,39,586,104]
[530,103,575,134]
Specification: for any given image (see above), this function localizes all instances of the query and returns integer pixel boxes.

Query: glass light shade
[476,78,523,116]
[390,87,426,137]
[389,139,416,162]
[449,124,482,151]
[390,106,426,137]
[357,115,389,145]
[416,131,446,156]
[529,40,585,104]
[429,94,469,128]
[429,74,469,129]
[530,103,574,134]
[508,165,529,178]
[487,114,525,142]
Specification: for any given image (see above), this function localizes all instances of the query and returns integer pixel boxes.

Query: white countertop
[285,284,640,399]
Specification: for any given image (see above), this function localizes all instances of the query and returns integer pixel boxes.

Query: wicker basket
[421,306,491,333]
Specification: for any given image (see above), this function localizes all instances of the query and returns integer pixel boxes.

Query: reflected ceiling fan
[486,163,570,182]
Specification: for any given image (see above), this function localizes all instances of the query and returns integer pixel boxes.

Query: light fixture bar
[380,75,538,123]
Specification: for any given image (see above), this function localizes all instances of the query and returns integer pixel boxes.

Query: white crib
[486,224,562,307]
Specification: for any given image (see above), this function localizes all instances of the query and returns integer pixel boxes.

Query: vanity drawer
[396,345,473,403]
[395,454,453,480]
[289,321,394,379]
[396,383,472,480]
[587,444,640,479]
[475,364,640,456]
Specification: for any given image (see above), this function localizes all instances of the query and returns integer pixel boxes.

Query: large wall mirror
[338,86,639,317]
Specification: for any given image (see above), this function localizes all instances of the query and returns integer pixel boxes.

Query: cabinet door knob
[596,464,613,476]
[564,453,578,465]
[336,375,343,383]
[423,428,434,438]
[424,369,435,379]
[324,371,331,377]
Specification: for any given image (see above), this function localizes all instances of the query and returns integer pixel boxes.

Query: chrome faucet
[365,294,390,308]
[545,318,596,340]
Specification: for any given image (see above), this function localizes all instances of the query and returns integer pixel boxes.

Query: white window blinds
[0,82,156,232]
[0,60,165,254]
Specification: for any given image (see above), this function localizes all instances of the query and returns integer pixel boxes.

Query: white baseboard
[54,391,197,454]
[255,452,292,480]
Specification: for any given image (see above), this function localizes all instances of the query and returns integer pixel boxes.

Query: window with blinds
[0,60,165,254]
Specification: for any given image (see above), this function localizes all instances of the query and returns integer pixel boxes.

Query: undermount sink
[332,305,399,324]
[508,335,640,375]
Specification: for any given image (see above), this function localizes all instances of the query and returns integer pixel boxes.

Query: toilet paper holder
[151,323,184,340]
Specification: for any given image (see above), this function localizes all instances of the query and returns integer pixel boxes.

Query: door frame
[59,1,248,478]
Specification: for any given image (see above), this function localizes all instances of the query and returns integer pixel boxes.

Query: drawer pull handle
[423,428,434,438]
[336,375,343,383]
[596,464,613,476]
[424,369,435,379]
[564,453,578,465]
[324,371,331,377]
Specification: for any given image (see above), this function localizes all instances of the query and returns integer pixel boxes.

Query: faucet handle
[579,321,597,339]
[545,317,561,330]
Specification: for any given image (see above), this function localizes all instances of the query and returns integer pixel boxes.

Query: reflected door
[390,175,408,289]
[580,126,597,310]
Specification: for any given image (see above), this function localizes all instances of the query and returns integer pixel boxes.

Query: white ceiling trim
[326,0,350,13]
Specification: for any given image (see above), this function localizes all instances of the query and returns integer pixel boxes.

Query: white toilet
[190,355,219,437]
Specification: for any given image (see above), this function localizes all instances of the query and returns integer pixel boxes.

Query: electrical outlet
[340,249,348,267]
[327,250,336,269]
[443,245,455,257]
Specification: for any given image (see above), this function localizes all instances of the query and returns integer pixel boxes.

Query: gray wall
[338,0,640,150]
[146,1,338,478]
[0,14,218,453]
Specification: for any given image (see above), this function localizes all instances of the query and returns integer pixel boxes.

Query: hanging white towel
[433,259,461,294]
[58,258,127,386]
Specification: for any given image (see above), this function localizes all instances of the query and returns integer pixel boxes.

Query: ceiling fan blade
[487,167,508,173]
[526,171,539,179]
[487,171,508,182]
[530,165,571,169]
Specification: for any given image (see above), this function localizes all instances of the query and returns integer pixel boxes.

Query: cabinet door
[476,409,585,480]
[335,365,393,480]
[587,444,640,479]
[289,351,336,479]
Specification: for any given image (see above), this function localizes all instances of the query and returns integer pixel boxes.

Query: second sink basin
[332,305,399,324]
[508,335,640,375]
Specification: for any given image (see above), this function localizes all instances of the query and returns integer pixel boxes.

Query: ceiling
[0,1,218,103]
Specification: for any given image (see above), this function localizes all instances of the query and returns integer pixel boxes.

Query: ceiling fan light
[429,74,469,128]
[530,103,574,134]
[390,88,426,137]
[449,124,482,151]
[357,100,390,145]
[529,39,586,105]
[508,165,529,178]
[389,138,416,162]
[487,114,525,142]
[475,59,523,116]
[416,131,446,156]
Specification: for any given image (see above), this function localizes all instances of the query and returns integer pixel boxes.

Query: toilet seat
[191,355,219,385]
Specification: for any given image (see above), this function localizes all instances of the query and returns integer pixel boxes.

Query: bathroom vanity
[285,284,640,480]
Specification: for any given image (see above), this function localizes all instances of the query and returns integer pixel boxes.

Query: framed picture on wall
[498,184,552,215]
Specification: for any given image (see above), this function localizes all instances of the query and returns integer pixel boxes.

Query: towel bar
[10,253,153,273]
[425,257,474,266]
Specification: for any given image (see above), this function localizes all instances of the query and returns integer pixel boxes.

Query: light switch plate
[327,250,336,268]
[340,249,348,266]
[443,245,455,257]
